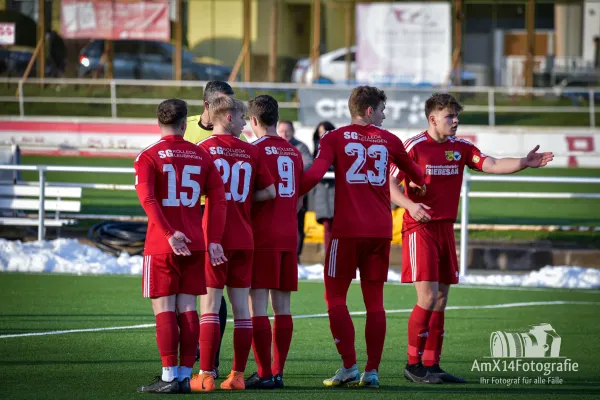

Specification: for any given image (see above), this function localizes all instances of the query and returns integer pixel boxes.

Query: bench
[0,184,82,229]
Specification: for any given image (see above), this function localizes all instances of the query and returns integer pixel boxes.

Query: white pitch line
[1,300,599,340]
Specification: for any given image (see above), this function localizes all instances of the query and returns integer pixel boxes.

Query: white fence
[0,77,598,128]
[0,164,598,276]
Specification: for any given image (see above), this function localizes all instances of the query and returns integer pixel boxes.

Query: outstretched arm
[299,158,331,195]
[482,145,554,174]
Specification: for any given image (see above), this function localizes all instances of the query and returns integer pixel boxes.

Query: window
[333,51,356,62]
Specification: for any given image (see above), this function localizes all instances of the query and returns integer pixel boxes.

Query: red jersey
[134,135,227,255]
[199,134,274,250]
[300,124,425,240]
[390,131,488,234]
[251,135,304,251]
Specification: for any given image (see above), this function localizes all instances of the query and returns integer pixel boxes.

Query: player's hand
[208,243,227,266]
[525,145,554,168]
[409,182,427,196]
[168,231,192,256]
[408,203,432,223]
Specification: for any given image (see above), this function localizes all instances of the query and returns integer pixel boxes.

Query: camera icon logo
[490,323,562,358]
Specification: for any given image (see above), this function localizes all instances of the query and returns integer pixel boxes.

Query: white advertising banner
[582,1,600,63]
[356,2,452,85]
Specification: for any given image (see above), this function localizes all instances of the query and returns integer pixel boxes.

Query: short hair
[348,86,387,118]
[424,93,464,118]
[204,80,234,104]
[278,120,295,133]
[209,96,247,122]
[157,98,188,126]
[248,95,279,127]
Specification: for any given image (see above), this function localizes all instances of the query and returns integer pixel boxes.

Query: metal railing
[458,172,600,276]
[1,164,599,277]
[0,78,598,127]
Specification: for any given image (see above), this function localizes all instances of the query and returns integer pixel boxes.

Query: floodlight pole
[174,0,183,81]
[311,0,321,82]
[525,0,536,88]
[268,0,279,82]
[243,0,251,82]
[38,0,45,86]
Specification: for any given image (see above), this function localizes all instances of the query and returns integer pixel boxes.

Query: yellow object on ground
[304,209,405,245]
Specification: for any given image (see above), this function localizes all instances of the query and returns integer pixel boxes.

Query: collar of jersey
[162,134,184,141]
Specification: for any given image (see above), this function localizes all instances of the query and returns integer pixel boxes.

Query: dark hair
[157,98,188,126]
[278,120,295,133]
[348,86,387,118]
[203,80,234,103]
[248,95,279,127]
[312,121,336,157]
[424,93,464,118]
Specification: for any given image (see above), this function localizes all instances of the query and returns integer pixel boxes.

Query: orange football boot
[220,371,245,390]
[190,372,215,392]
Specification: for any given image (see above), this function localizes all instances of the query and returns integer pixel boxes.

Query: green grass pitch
[0,274,599,399]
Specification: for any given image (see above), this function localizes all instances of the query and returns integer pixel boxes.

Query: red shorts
[252,251,298,291]
[325,238,391,282]
[205,250,253,289]
[142,251,206,298]
[402,222,459,285]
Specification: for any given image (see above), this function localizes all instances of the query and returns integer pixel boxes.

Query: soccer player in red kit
[244,95,304,389]
[134,99,228,394]
[389,93,554,384]
[299,86,426,388]
[191,96,276,392]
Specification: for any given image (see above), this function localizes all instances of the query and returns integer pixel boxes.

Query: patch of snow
[1,239,598,289]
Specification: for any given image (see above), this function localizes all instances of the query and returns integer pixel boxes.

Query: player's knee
[417,292,437,310]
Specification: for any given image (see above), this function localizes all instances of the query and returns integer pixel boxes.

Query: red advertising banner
[61,0,170,41]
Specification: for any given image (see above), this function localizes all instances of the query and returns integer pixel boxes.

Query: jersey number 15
[162,164,201,207]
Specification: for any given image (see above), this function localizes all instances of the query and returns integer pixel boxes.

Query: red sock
[272,314,293,375]
[199,313,220,371]
[233,319,253,372]
[407,305,432,365]
[328,305,356,368]
[251,316,272,378]
[361,280,386,372]
[325,275,356,368]
[178,311,199,368]
[156,311,178,367]
[423,311,445,367]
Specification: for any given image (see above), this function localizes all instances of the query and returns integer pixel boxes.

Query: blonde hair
[209,96,247,122]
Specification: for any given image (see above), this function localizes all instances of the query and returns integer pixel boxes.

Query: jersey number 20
[162,164,201,207]
[215,159,252,202]
[345,143,388,186]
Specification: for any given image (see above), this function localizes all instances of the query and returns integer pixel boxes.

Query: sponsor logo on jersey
[425,164,460,175]
[453,151,461,161]
[472,155,480,163]
[445,151,454,161]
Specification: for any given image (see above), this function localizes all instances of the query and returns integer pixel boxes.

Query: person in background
[312,121,336,251]
[277,120,313,263]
